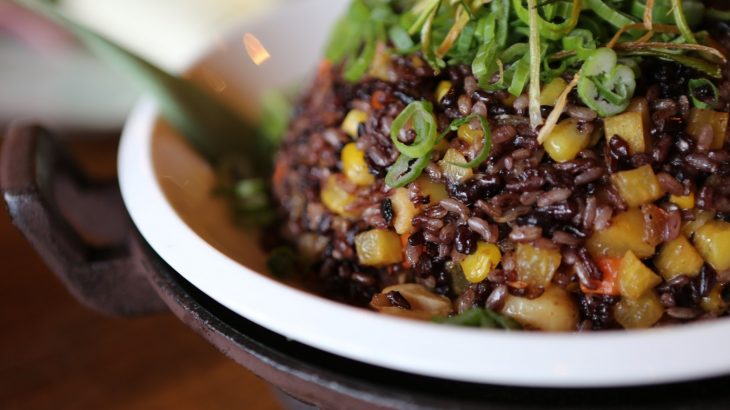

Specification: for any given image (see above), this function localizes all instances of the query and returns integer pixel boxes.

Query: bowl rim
[118,0,730,388]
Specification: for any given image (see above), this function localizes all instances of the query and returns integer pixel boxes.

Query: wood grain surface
[0,137,282,410]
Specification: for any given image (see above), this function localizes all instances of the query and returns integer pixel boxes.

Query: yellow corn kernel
[614,291,664,329]
[682,210,716,239]
[434,80,452,103]
[501,286,578,331]
[460,242,502,283]
[438,148,473,183]
[654,235,704,281]
[670,192,695,210]
[355,229,403,267]
[587,208,655,258]
[618,250,662,300]
[457,123,483,145]
[321,174,358,217]
[543,118,592,163]
[611,165,664,207]
[341,109,368,138]
[390,187,419,235]
[627,97,651,129]
[341,143,374,186]
[515,243,562,287]
[539,77,568,106]
[414,176,449,205]
[687,108,729,149]
[700,285,728,315]
[693,220,730,272]
[604,111,649,154]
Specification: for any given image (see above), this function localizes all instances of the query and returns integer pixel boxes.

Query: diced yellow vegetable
[540,77,568,106]
[543,118,592,163]
[439,148,473,183]
[370,283,452,319]
[700,285,728,315]
[341,109,368,138]
[321,174,358,217]
[355,229,403,266]
[501,286,578,331]
[618,250,662,300]
[654,235,704,281]
[435,80,452,102]
[390,187,419,234]
[687,108,729,149]
[515,243,562,287]
[587,208,656,258]
[414,176,448,205]
[457,123,483,145]
[614,291,664,329]
[627,97,651,130]
[341,143,375,186]
[670,192,695,210]
[693,220,730,271]
[611,165,665,207]
[682,210,716,239]
[460,242,501,283]
[604,111,648,154]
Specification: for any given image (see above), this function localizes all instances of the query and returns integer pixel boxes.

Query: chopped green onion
[448,115,493,169]
[388,25,415,52]
[493,0,511,48]
[672,0,697,44]
[390,100,438,158]
[619,49,723,78]
[629,0,705,27]
[513,0,583,41]
[472,42,499,88]
[420,0,445,70]
[688,78,719,109]
[260,91,292,145]
[508,55,531,96]
[433,307,522,330]
[584,0,637,29]
[562,28,597,60]
[325,0,370,63]
[408,0,441,35]
[343,23,376,82]
[385,154,431,188]
[577,47,636,117]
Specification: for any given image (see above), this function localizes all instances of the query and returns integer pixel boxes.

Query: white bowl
[119,0,730,388]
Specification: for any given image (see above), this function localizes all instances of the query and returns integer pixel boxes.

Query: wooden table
[0,137,282,409]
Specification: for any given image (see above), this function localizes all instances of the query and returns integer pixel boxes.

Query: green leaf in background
[14,0,271,176]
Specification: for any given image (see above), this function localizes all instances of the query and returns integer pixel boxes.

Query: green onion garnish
[688,78,719,110]
[577,47,636,117]
[384,154,431,188]
[390,100,438,158]
[447,114,493,169]
[434,307,522,330]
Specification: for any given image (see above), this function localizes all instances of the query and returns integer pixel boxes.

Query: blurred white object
[61,0,277,73]
[0,39,137,130]
[0,0,277,131]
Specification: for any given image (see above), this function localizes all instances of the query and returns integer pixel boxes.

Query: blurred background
[0,0,274,132]
[0,0,287,408]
